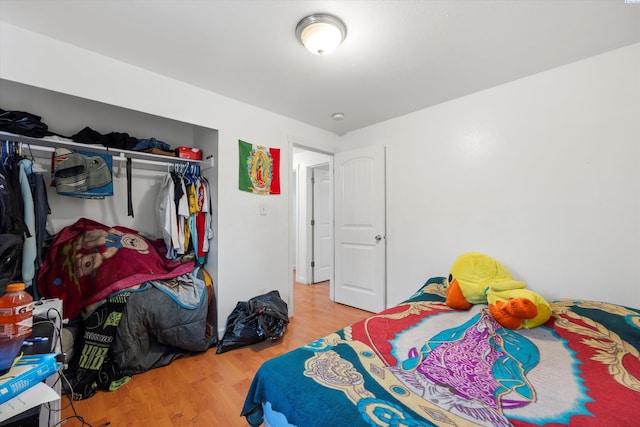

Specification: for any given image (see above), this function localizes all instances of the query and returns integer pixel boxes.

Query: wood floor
[57,280,370,426]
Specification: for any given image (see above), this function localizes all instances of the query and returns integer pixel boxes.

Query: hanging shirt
[155,172,180,259]
[18,158,36,287]
[177,175,190,255]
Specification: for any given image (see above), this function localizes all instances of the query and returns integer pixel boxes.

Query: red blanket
[38,217,193,319]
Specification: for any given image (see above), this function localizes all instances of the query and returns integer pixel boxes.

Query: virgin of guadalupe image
[250,148,271,191]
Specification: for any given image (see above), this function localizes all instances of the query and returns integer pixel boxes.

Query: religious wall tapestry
[238,139,280,195]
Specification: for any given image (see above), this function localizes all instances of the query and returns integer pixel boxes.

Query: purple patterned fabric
[417,313,503,409]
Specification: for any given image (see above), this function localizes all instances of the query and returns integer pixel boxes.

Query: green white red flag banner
[238,140,281,195]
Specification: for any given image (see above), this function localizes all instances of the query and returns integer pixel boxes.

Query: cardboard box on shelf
[177,146,203,160]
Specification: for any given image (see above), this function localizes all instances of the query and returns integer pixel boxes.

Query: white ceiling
[1,1,639,135]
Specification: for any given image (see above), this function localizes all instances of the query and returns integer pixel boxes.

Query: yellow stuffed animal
[445,252,551,329]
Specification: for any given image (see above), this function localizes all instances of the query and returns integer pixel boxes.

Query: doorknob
[375,235,383,243]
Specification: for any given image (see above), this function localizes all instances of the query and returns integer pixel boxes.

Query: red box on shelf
[177,146,203,160]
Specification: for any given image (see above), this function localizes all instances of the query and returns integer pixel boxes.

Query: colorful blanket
[37,217,194,319]
[242,277,640,426]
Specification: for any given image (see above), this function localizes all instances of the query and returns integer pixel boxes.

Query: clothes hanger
[20,143,47,173]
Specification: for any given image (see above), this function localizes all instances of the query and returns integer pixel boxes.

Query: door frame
[288,140,335,317]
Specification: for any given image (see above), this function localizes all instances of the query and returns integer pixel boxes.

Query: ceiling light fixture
[295,13,347,56]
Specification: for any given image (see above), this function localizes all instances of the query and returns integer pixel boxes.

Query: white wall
[0,23,340,331]
[341,43,640,309]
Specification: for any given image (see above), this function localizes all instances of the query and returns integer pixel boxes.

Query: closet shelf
[0,131,212,170]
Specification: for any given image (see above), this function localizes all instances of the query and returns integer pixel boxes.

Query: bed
[36,217,217,399]
[242,276,640,426]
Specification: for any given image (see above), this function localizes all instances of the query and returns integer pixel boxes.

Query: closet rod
[0,131,208,171]
[112,152,182,167]
[13,143,195,171]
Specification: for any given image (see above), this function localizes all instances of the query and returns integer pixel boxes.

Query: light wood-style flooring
[57,280,369,426]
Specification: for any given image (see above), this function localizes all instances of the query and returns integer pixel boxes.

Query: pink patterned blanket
[38,217,193,319]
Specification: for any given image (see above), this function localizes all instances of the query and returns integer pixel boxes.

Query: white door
[334,145,386,313]
[312,166,332,283]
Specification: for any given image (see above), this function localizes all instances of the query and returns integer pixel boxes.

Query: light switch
[259,202,268,215]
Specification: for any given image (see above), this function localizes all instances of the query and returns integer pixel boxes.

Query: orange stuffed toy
[445,252,551,329]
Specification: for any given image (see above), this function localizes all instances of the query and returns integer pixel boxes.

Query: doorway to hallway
[291,147,332,287]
